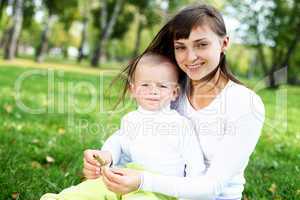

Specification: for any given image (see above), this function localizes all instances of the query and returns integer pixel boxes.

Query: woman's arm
[141,97,265,199]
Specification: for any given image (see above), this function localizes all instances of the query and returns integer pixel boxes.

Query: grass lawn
[0,62,299,200]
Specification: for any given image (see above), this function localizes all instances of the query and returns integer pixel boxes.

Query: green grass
[0,64,299,200]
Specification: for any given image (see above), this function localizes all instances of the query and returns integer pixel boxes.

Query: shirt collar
[137,104,171,115]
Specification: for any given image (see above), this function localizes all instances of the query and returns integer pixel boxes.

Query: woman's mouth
[186,61,206,73]
[186,61,206,69]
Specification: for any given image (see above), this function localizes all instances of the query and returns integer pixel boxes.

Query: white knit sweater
[140,80,265,200]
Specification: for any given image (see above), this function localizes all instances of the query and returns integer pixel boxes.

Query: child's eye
[159,84,168,88]
[141,83,149,87]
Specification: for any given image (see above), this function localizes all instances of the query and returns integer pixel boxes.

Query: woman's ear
[221,36,229,53]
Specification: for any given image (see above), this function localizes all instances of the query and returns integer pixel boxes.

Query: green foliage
[58,3,81,30]
[43,0,78,16]
[127,0,161,27]
[91,1,134,40]
[20,20,42,47]
[22,0,36,28]
[227,0,300,79]
[0,0,8,21]
[110,5,134,39]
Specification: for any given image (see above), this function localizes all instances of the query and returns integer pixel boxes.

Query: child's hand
[83,149,112,179]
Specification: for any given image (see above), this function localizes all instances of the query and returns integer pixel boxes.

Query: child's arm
[101,115,133,166]
[101,130,123,166]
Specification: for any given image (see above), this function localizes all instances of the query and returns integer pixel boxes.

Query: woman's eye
[175,46,185,50]
[141,83,149,87]
[196,43,208,48]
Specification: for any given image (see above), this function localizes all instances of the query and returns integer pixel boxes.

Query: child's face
[130,61,179,111]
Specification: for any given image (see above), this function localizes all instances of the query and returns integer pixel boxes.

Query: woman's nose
[186,48,198,62]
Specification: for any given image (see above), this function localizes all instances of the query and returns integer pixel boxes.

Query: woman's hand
[83,149,112,179]
[102,167,142,195]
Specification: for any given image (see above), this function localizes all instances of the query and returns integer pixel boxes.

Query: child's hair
[112,52,181,107]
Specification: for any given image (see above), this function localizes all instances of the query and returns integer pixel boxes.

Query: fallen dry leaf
[4,104,13,113]
[58,128,65,135]
[268,183,277,194]
[32,138,39,144]
[46,155,55,163]
[11,192,19,199]
[31,161,42,169]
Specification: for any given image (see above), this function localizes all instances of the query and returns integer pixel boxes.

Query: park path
[0,58,120,76]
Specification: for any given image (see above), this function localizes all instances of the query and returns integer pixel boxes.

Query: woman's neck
[188,69,229,110]
[190,69,227,94]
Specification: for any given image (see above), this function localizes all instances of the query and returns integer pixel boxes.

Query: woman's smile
[185,61,207,74]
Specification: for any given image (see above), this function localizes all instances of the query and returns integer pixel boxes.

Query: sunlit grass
[0,63,299,199]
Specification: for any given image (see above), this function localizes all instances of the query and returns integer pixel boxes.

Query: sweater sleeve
[141,95,265,199]
[101,114,133,166]
[101,130,123,166]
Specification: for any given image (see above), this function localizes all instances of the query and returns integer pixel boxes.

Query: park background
[0,0,299,199]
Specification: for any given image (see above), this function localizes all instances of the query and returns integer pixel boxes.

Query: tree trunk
[283,29,300,85]
[35,14,54,63]
[91,0,107,67]
[4,0,23,60]
[77,17,88,63]
[0,28,9,49]
[257,44,268,75]
[281,29,300,68]
[91,0,124,67]
[62,45,68,59]
[15,37,20,57]
[270,25,300,86]
[268,64,278,89]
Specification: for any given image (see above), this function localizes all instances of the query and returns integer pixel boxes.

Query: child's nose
[150,85,159,95]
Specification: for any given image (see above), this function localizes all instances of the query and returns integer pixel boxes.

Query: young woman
[84,4,265,200]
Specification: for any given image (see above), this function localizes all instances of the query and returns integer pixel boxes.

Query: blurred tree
[228,0,300,87]
[77,0,92,62]
[16,0,35,56]
[90,0,125,67]
[59,3,80,58]
[0,0,8,21]
[4,0,23,60]
[19,20,41,51]
[128,0,162,57]
[0,0,9,49]
[35,0,78,63]
[168,0,225,12]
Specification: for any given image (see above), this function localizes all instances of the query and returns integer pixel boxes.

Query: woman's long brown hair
[112,4,242,107]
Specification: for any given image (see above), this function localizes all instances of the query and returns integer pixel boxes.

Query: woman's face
[173,25,229,81]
